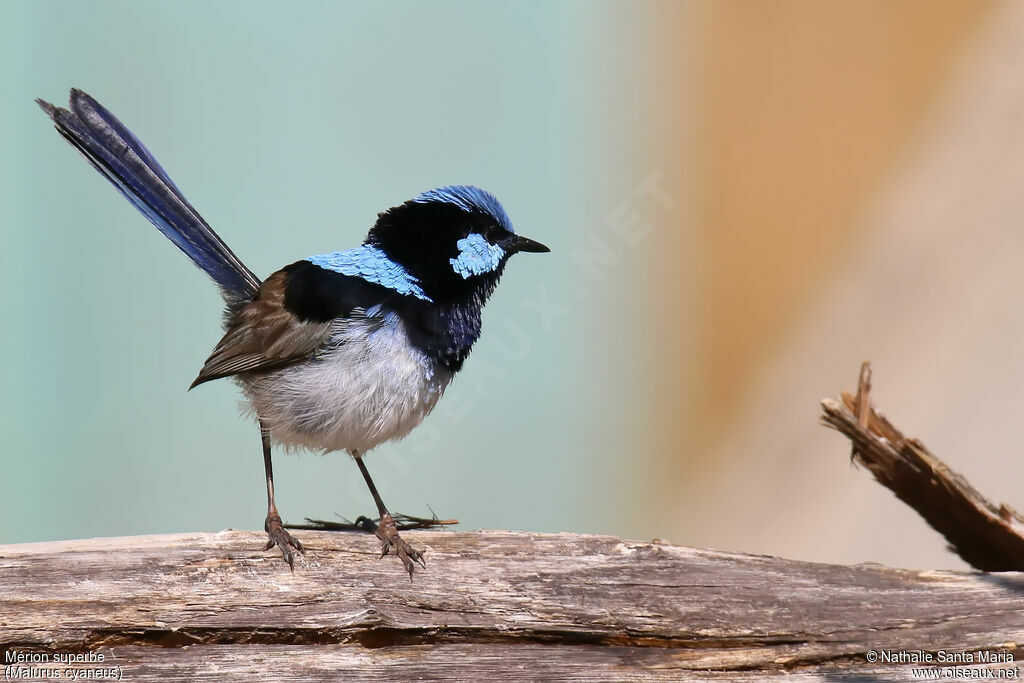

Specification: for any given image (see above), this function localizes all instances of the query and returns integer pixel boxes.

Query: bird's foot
[376,511,425,579]
[264,513,305,570]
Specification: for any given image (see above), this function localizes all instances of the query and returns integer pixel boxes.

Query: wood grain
[2,530,1023,680]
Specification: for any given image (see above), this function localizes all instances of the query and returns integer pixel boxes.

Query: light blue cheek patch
[450,233,505,279]
[307,246,432,301]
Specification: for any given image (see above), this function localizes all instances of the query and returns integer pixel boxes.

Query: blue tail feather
[37,89,260,305]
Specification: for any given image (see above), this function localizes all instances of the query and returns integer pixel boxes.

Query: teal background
[1,3,667,544]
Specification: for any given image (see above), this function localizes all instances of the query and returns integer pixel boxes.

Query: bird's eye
[480,223,506,243]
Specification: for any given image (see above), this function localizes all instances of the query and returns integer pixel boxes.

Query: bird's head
[365,185,548,303]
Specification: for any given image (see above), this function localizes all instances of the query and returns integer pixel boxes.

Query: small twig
[821,362,1024,571]
[286,512,458,533]
[850,360,872,463]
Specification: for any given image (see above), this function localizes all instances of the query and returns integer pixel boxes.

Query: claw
[376,512,425,578]
[265,513,305,570]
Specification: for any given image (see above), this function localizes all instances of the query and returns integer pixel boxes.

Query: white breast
[240,311,452,454]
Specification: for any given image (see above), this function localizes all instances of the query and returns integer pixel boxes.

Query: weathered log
[2,530,1023,681]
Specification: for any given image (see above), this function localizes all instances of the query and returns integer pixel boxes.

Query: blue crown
[412,185,514,233]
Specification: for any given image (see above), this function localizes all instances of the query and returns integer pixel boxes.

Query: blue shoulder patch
[306,246,432,301]
[450,233,505,279]
[413,185,514,233]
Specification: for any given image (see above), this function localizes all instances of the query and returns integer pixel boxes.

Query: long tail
[37,88,260,305]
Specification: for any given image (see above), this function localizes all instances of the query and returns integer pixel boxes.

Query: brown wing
[190,271,332,388]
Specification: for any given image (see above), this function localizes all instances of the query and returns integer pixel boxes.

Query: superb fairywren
[37,89,549,576]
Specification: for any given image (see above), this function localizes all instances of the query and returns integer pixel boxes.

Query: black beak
[508,234,550,253]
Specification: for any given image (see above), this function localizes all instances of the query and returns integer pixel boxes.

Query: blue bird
[37,89,549,577]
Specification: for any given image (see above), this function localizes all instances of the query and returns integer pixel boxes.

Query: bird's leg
[354,452,425,578]
[261,421,304,569]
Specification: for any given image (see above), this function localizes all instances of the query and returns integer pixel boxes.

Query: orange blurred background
[642,0,1024,569]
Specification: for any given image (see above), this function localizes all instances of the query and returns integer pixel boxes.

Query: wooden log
[2,530,1023,681]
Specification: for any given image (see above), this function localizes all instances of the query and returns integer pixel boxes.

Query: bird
[36,88,549,577]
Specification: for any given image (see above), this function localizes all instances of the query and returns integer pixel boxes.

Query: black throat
[397,273,501,372]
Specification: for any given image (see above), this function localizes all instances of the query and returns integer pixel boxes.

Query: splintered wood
[821,361,1024,571]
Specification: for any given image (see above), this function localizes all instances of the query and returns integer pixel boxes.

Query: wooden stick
[821,362,1024,571]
